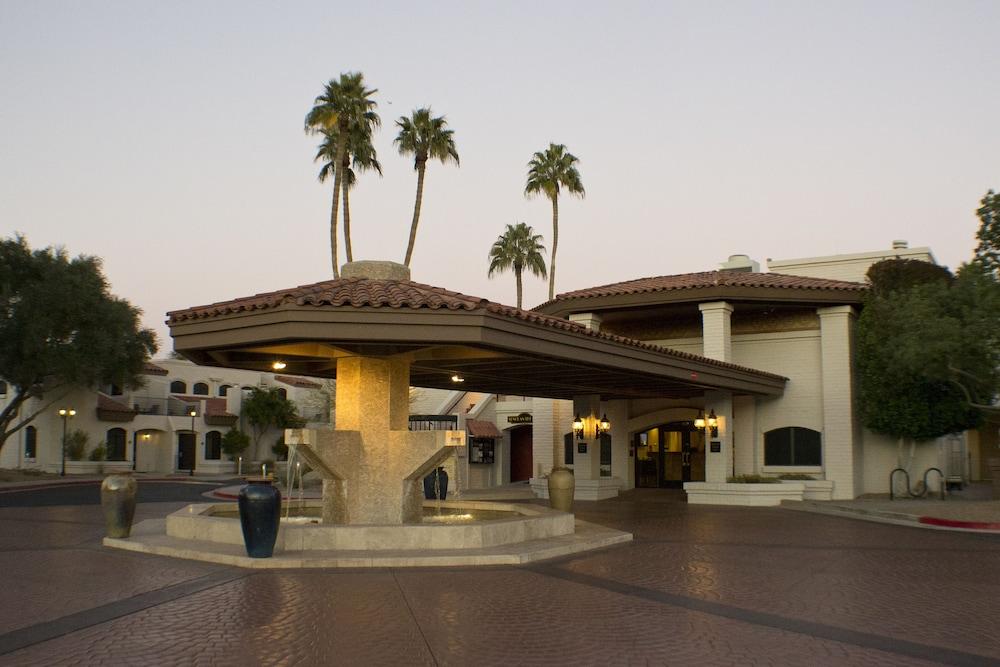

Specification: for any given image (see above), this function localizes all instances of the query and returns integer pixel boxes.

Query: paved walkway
[0,487,998,665]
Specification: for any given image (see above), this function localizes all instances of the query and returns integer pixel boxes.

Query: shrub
[272,437,288,461]
[65,429,89,461]
[221,428,251,459]
[777,473,814,480]
[726,474,781,484]
[89,444,107,462]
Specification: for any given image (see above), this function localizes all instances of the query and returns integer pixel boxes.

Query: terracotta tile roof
[275,375,323,390]
[97,393,135,414]
[543,271,867,303]
[204,398,235,417]
[142,362,168,376]
[168,277,786,382]
[466,419,502,438]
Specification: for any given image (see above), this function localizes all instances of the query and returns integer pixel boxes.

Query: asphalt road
[0,478,239,507]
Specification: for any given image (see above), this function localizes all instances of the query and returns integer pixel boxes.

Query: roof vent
[719,254,760,273]
[892,240,908,250]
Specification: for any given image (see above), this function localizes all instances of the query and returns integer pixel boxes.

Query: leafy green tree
[305,72,380,277]
[974,189,1000,275]
[221,428,251,460]
[0,236,157,454]
[525,143,585,301]
[487,222,548,308]
[395,107,460,267]
[242,387,300,451]
[857,258,1000,475]
[315,122,382,263]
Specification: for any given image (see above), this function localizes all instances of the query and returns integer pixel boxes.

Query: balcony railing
[131,396,200,417]
[408,414,458,431]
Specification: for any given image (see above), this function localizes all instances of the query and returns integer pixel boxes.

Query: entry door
[509,426,533,482]
[177,433,196,471]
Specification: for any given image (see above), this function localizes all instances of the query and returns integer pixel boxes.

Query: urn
[238,479,282,558]
[101,473,137,538]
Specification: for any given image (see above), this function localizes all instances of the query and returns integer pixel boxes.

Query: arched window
[563,432,575,467]
[192,382,209,396]
[764,427,822,467]
[169,380,187,394]
[205,430,222,460]
[218,384,231,397]
[24,426,37,459]
[600,433,612,477]
[106,428,127,461]
[276,388,288,400]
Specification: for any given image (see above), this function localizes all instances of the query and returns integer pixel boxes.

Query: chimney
[719,254,760,273]
[892,240,908,250]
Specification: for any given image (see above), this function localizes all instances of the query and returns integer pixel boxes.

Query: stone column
[698,301,733,362]
[568,312,603,332]
[818,305,859,499]
[572,394,602,480]
[699,302,734,483]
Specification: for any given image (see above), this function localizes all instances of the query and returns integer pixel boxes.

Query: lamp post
[189,409,197,476]
[58,408,76,477]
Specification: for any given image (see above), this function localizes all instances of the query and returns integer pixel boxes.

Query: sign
[507,412,533,424]
[577,443,587,454]
[710,441,721,453]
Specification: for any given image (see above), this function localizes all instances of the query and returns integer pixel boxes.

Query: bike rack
[890,467,946,500]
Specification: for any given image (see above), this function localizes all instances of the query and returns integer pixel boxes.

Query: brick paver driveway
[1,487,997,666]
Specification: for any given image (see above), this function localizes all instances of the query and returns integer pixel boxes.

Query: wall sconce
[694,409,719,438]
[572,414,584,440]
[595,414,611,437]
[272,360,286,370]
[451,374,465,383]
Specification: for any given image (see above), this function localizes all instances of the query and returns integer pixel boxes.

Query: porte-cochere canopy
[167,272,786,401]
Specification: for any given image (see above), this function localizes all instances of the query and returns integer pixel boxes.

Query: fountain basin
[167,500,575,552]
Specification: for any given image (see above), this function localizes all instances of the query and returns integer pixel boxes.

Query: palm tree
[524,143,585,301]
[394,108,459,267]
[305,72,380,277]
[314,124,382,262]
[487,223,548,309]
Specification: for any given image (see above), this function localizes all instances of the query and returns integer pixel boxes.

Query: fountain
[103,261,632,567]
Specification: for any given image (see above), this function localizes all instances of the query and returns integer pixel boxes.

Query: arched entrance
[634,421,705,488]
[509,425,533,482]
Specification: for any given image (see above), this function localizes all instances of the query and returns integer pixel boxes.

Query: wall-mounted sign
[507,413,533,424]
[577,443,587,454]
[710,441,721,453]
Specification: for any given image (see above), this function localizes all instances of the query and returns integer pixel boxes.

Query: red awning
[466,419,502,439]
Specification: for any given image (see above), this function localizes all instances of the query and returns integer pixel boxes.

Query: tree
[242,387,300,451]
[221,428,251,460]
[487,222,548,308]
[974,189,1000,276]
[856,258,1000,476]
[395,107,459,267]
[525,143,585,301]
[305,72,380,277]
[0,236,157,454]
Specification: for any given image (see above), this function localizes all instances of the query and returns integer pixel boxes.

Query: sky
[2,1,998,351]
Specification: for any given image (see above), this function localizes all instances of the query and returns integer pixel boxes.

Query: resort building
[0,359,329,475]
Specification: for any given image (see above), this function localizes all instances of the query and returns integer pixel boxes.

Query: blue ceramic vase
[422,467,449,500]
[238,479,281,558]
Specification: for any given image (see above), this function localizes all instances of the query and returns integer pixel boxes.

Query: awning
[466,419,502,439]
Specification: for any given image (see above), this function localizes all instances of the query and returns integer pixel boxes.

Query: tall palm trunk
[515,265,524,309]
[403,157,427,267]
[341,164,353,263]
[549,195,559,300]
[329,127,348,278]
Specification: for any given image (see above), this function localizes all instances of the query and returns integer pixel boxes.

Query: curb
[782,500,1000,534]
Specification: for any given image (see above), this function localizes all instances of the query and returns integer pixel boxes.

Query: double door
[634,422,705,488]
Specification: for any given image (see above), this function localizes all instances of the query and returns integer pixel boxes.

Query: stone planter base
[684,481,805,506]
[530,476,623,501]
[781,479,835,501]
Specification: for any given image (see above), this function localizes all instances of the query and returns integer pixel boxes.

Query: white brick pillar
[698,301,733,362]
[704,390,733,483]
[568,312,603,332]
[818,305,859,499]
[571,394,602,480]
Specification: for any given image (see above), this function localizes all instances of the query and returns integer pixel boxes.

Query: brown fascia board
[536,285,864,318]
[171,304,785,397]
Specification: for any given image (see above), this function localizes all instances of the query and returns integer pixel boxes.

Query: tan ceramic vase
[547,467,575,512]
[101,472,137,538]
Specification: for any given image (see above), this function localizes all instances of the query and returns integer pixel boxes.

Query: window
[24,426,36,459]
[764,427,822,467]
[106,428,127,461]
[276,388,288,400]
[600,433,612,477]
[0,380,7,396]
[169,380,187,394]
[192,382,209,396]
[219,384,231,397]
[205,430,222,460]
[563,432,574,467]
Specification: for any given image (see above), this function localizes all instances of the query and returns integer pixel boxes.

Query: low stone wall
[684,481,806,506]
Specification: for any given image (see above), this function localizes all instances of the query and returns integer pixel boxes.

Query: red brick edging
[918,516,1000,531]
